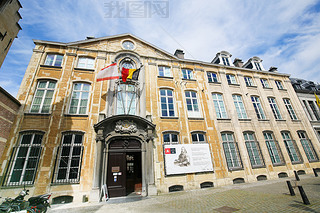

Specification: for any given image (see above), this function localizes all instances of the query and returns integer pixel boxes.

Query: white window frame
[251,96,266,119]
[185,91,201,118]
[298,131,318,162]
[233,94,247,119]
[275,80,284,90]
[54,132,84,183]
[244,132,264,168]
[264,132,283,165]
[30,80,56,113]
[281,132,301,163]
[207,72,218,83]
[163,132,179,145]
[191,132,206,143]
[254,62,262,70]
[69,83,90,115]
[283,99,298,120]
[116,84,137,115]
[160,89,175,117]
[212,93,228,119]
[244,76,254,87]
[7,132,43,186]
[222,133,242,170]
[158,66,172,77]
[77,57,95,69]
[260,78,270,88]
[268,97,282,120]
[226,74,237,84]
[222,56,230,66]
[44,54,63,67]
[182,69,194,80]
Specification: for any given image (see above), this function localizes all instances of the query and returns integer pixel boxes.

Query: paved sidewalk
[48,175,320,212]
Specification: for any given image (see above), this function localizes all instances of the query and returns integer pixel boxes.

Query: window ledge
[182,78,196,81]
[278,88,287,91]
[64,114,88,117]
[263,87,273,90]
[276,119,286,122]
[188,117,204,120]
[258,119,270,121]
[228,167,243,172]
[239,118,251,121]
[228,83,240,86]
[246,85,257,88]
[24,112,51,116]
[217,118,231,121]
[291,119,301,122]
[74,67,95,72]
[51,182,80,186]
[291,161,304,165]
[158,76,173,79]
[272,163,285,167]
[160,116,179,119]
[40,64,62,69]
[208,81,221,84]
[252,165,266,169]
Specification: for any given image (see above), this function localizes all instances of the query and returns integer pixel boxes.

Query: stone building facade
[0,0,22,68]
[0,34,319,203]
[0,87,20,159]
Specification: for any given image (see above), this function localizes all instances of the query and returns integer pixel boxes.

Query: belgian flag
[121,67,141,82]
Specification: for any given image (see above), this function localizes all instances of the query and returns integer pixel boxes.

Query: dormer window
[211,51,232,66]
[243,57,264,71]
[254,62,262,71]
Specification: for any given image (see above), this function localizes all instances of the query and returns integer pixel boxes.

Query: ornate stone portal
[93,114,156,198]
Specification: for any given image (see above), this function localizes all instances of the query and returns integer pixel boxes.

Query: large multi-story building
[0,0,22,68]
[290,78,320,141]
[0,34,319,203]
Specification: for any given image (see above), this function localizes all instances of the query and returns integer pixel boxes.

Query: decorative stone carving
[114,120,137,134]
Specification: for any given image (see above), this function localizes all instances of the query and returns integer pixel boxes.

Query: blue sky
[1,0,320,97]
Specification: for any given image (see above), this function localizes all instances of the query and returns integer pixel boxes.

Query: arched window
[263,131,284,166]
[160,89,175,117]
[30,80,56,113]
[163,132,179,145]
[297,131,318,162]
[69,82,90,115]
[281,131,302,164]
[243,132,264,168]
[191,132,206,143]
[221,132,242,170]
[232,94,247,119]
[212,93,227,119]
[116,84,136,115]
[44,53,63,67]
[185,91,201,118]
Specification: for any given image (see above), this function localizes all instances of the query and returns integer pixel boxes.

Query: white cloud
[1,0,320,96]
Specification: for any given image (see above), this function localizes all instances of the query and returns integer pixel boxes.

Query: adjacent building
[0,0,22,68]
[291,78,320,141]
[0,34,319,203]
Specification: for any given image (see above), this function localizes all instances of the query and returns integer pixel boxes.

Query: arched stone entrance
[93,115,155,198]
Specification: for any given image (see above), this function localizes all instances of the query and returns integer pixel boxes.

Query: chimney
[269,67,278,72]
[233,58,243,67]
[174,49,184,59]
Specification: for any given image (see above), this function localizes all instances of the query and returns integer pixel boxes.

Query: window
[185,91,201,117]
[281,132,301,163]
[260,79,270,88]
[7,131,43,186]
[244,76,254,87]
[30,80,56,113]
[44,54,63,67]
[298,131,318,162]
[222,133,242,170]
[158,66,172,77]
[191,133,206,143]
[226,74,237,84]
[268,97,282,120]
[182,69,194,80]
[275,80,284,90]
[283,99,297,120]
[303,100,313,120]
[207,72,218,83]
[264,132,283,165]
[308,101,320,120]
[4,38,12,51]
[69,83,90,115]
[117,84,136,115]
[244,132,264,168]
[254,62,262,70]
[233,95,247,119]
[163,132,179,145]
[54,132,84,183]
[212,93,227,119]
[251,96,266,119]
[222,56,230,66]
[77,57,95,69]
[160,89,175,117]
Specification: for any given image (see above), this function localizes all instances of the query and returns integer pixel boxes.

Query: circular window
[122,40,135,50]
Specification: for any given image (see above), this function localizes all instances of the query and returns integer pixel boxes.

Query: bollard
[286,181,295,196]
[294,170,300,181]
[298,186,310,205]
[313,168,318,177]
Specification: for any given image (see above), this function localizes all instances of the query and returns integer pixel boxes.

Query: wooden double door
[107,140,142,198]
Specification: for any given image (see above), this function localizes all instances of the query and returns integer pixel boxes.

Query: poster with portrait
[164,144,214,175]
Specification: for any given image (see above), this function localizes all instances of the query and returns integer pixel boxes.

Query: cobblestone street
[48,175,320,213]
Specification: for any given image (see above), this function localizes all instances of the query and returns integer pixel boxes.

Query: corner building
[0,34,319,203]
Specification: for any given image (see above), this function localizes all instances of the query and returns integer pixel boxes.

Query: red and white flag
[96,63,119,81]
